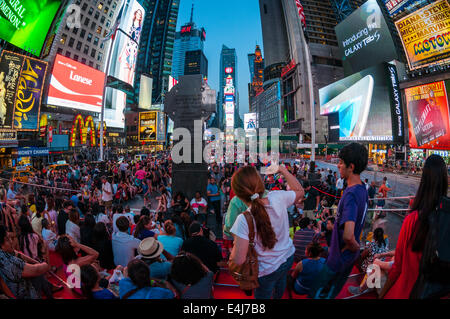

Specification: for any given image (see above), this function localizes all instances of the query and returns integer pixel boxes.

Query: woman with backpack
[229,164,304,299]
[379,155,448,299]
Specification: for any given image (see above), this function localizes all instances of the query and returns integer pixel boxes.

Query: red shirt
[384,211,422,299]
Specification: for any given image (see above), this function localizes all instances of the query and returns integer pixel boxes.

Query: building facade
[184,50,208,77]
[248,45,264,113]
[134,0,180,105]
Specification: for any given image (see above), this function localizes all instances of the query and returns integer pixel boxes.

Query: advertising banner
[47,54,105,112]
[0,51,24,128]
[156,111,166,143]
[139,74,152,110]
[104,87,126,128]
[108,0,145,87]
[244,113,257,131]
[0,51,47,131]
[18,147,49,157]
[139,111,157,142]
[335,0,399,75]
[405,81,450,150]
[383,0,431,18]
[225,101,234,114]
[0,0,61,56]
[319,62,403,143]
[395,0,450,70]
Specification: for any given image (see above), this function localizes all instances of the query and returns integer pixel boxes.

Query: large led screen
[108,0,145,86]
[383,0,432,18]
[47,54,105,113]
[335,0,399,75]
[319,62,403,143]
[139,111,157,142]
[405,81,450,150]
[138,74,152,110]
[0,0,61,56]
[395,0,450,70]
[0,50,47,131]
[105,87,126,129]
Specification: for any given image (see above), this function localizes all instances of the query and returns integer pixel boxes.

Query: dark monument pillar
[164,74,216,200]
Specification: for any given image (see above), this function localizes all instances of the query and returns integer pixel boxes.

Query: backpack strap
[243,210,255,244]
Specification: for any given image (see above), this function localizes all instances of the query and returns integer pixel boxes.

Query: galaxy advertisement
[47,54,105,113]
[405,81,450,150]
[319,62,403,143]
[395,0,450,71]
[0,50,47,131]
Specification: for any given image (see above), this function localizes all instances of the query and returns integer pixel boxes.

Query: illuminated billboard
[139,111,157,142]
[47,54,105,113]
[0,0,61,56]
[244,113,257,131]
[0,51,47,131]
[383,0,431,18]
[405,81,450,150]
[335,0,399,74]
[139,75,153,110]
[104,88,126,129]
[319,62,403,143]
[108,0,145,86]
[395,0,450,70]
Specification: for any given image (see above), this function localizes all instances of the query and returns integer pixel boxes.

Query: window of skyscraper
[91,48,96,58]
[93,37,99,46]
[94,11,100,20]
[97,3,103,10]
[101,16,106,24]
[65,51,71,58]
[104,7,109,14]
[68,38,75,48]
[80,29,86,38]
[87,33,92,42]
[74,55,79,61]
[96,26,102,35]
[84,18,90,26]
[89,61,94,67]
[82,3,88,11]
[57,47,63,55]
[88,7,94,15]
[97,52,103,61]
[91,22,96,30]
[76,41,82,51]
[60,34,67,45]
[81,58,87,64]
[84,45,89,54]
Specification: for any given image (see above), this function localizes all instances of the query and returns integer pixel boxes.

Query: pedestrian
[311,143,368,299]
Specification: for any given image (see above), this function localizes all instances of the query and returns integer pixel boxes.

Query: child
[41,218,57,251]
[292,242,326,296]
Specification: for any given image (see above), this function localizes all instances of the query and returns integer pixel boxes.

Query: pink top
[22,233,40,260]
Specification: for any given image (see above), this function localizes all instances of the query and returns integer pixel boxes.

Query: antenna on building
[190,1,194,24]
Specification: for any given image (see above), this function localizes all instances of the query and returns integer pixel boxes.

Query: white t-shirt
[231,190,296,277]
[102,182,113,202]
[336,178,344,189]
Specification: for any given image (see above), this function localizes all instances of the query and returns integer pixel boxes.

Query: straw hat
[138,237,164,259]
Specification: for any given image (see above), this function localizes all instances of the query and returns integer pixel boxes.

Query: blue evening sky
[175,0,264,118]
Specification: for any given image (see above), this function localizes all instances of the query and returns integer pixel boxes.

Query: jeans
[210,200,221,226]
[309,263,354,299]
[254,254,294,299]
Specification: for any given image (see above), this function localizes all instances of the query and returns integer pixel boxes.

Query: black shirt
[57,210,68,235]
[181,236,222,273]
[304,188,320,211]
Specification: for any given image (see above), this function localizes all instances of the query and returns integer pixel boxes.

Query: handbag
[228,210,259,293]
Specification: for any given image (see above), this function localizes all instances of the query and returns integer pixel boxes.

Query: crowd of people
[0,143,449,300]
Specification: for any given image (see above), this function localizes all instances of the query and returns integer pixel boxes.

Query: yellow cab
[6,166,36,183]
[46,160,70,173]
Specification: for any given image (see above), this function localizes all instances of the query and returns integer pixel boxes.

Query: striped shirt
[293,228,315,262]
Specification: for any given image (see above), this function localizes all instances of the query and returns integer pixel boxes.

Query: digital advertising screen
[0,50,47,131]
[105,87,126,129]
[138,74,152,110]
[108,0,145,87]
[335,0,399,74]
[139,111,157,142]
[0,0,61,56]
[156,111,166,143]
[395,0,450,70]
[244,113,257,131]
[405,81,450,150]
[319,62,403,143]
[383,0,432,18]
[47,54,105,113]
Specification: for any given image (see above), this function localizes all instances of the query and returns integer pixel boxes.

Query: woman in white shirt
[66,209,81,243]
[229,165,304,299]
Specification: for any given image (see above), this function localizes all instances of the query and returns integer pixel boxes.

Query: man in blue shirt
[207,177,222,228]
[311,143,368,299]
[112,217,141,267]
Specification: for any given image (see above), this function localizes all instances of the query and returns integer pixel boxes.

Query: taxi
[46,160,70,173]
[0,166,36,183]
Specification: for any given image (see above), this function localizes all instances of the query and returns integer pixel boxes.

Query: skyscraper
[184,50,208,77]
[248,45,264,112]
[134,0,180,105]
[171,4,206,80]
[218,45,238,130]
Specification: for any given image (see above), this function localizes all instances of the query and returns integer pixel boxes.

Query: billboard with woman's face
[107,0,145,86]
